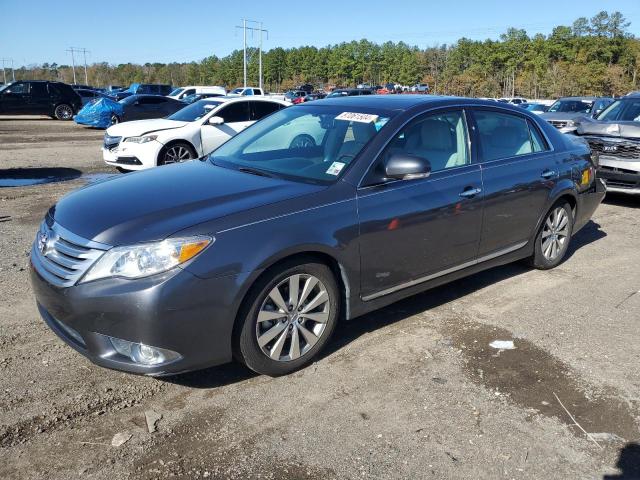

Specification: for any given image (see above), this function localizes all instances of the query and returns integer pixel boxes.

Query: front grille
[31,221,109,288]
[549,120,568,129]
[585,137,640,160]
[605,179,638,189]
[600,165,639,175]
[103,134,122,150]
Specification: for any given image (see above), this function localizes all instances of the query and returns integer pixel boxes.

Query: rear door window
[474,110,534,161]
[30,83,48,98]
[250,101,281,121]
[218,101,250,123]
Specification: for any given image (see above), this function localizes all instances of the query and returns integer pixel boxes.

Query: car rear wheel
[236,260,340,376]
[159,143,196,166]
[54,104,74,120]
[110,114,120,125]
[529,201,574,269]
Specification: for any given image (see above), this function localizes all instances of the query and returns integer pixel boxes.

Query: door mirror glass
[208,116,224,125]
[385,154,431,180]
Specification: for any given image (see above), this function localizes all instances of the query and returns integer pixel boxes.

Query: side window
[30,83,48,97]
[381,109,470,174]
[218,102,250,123]
[5,82,28,94]
[251,101,280,120]
[184,89,195,97]
[244,89,254,96]
[474,110,533,161]
[527,120,550,153]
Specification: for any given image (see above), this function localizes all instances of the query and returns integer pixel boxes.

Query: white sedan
[102,97,288,171]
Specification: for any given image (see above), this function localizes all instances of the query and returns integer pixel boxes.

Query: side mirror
[385,154,431,180]
[208,116,224,125]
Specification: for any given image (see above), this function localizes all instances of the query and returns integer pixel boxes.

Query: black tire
[110,114,120,125]
[528,200,574,270]
[289,134,316,149]
[53,104,74,120]
[116,167,130,174]
[158,142,196,166]
[235,259,340,376]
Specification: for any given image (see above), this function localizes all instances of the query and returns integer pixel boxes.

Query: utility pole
[1,58,15,84]
[235,20,268,89]
[80,48,90,85]
[66,47,77,84]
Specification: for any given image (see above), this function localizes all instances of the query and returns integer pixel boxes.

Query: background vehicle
[102,97,287,170]
[181,92,226,104]
[111,83,173,101]
[0,80,82,120]
[228,87,264,96]
[284,90,308,103]
[32,96,604,378]
[326,88,372,98]
[521,102,549,114]
[74,94,185,128]
[540,96,613,133]
[296,84,314,93]
[411,83,430,93]
[167,86,226,100]
[575,95,640,194]
[76,88,112,106]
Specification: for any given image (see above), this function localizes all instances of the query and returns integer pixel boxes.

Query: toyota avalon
[31,96,605,377]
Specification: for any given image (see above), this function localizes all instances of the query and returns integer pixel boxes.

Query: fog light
[109,337,181,366]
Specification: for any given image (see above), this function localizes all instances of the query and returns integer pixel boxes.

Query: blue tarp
[73,97,124,129]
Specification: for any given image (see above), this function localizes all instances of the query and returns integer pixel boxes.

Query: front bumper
[597,156,640,195]
[102,140,163,170]
[30,261,243,376]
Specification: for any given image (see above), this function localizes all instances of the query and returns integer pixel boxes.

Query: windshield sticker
[326,161,346,176]
[335,112,379,123]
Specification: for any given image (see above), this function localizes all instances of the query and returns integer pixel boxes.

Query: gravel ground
[1,116,639,480]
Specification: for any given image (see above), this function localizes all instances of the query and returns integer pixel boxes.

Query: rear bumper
[574,178,606,232]
[30,261,243,376]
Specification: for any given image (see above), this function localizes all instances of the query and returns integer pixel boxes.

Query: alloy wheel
[255,274,330,362]
[541,206,570,261]
[164,145,193,164]
[55,105,73,120]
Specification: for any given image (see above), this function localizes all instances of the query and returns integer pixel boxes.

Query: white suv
[102,97,287,171]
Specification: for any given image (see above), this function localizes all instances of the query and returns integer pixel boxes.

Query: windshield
[0,83,10,93]
[327,91,348,98]
[167,99,223,122]
[548,99,594,113]
[209,105,392,185]
[597,99,640,122]
[169,88,184,97]
[230,88,244,94]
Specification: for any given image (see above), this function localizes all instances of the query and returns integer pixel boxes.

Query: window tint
[184,89,195,96]
[382,110,470,173]
[475,111,533,161]
[30,82,48,97]
[527,120,549,152]
[244,89,254,96]
[251,101,281,120]
[218,102,250,123]
[139,97,165,104]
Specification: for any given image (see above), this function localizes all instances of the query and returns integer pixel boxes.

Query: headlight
[80,236,212,283]
[565,120,576,127]
[123,135,158,144]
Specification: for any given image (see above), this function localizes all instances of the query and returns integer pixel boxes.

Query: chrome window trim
[361,241,527,301]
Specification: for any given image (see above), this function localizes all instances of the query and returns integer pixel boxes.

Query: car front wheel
[529,201,574,269]
[54,104,74,120]
[236,260,340,376]
[159,143,196,166]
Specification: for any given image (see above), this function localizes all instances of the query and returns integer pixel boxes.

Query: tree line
[9,11,639,99]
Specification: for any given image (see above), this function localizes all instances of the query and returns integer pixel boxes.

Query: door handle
[459,187,482,198]
[541,170,556,179]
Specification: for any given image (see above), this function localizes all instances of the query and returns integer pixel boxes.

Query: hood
[576,118,640,139]
[51,161,325,246]
[540,111,589,122]
[106,119,188,137]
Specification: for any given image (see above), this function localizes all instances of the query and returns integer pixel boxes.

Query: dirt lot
[1,116,639,480]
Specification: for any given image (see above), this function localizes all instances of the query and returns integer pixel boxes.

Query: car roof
[317,94,526,111]
[556,96,610,101]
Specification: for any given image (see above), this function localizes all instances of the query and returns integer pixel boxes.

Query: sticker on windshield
[326,161,346,176]
[335,112,379,123]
